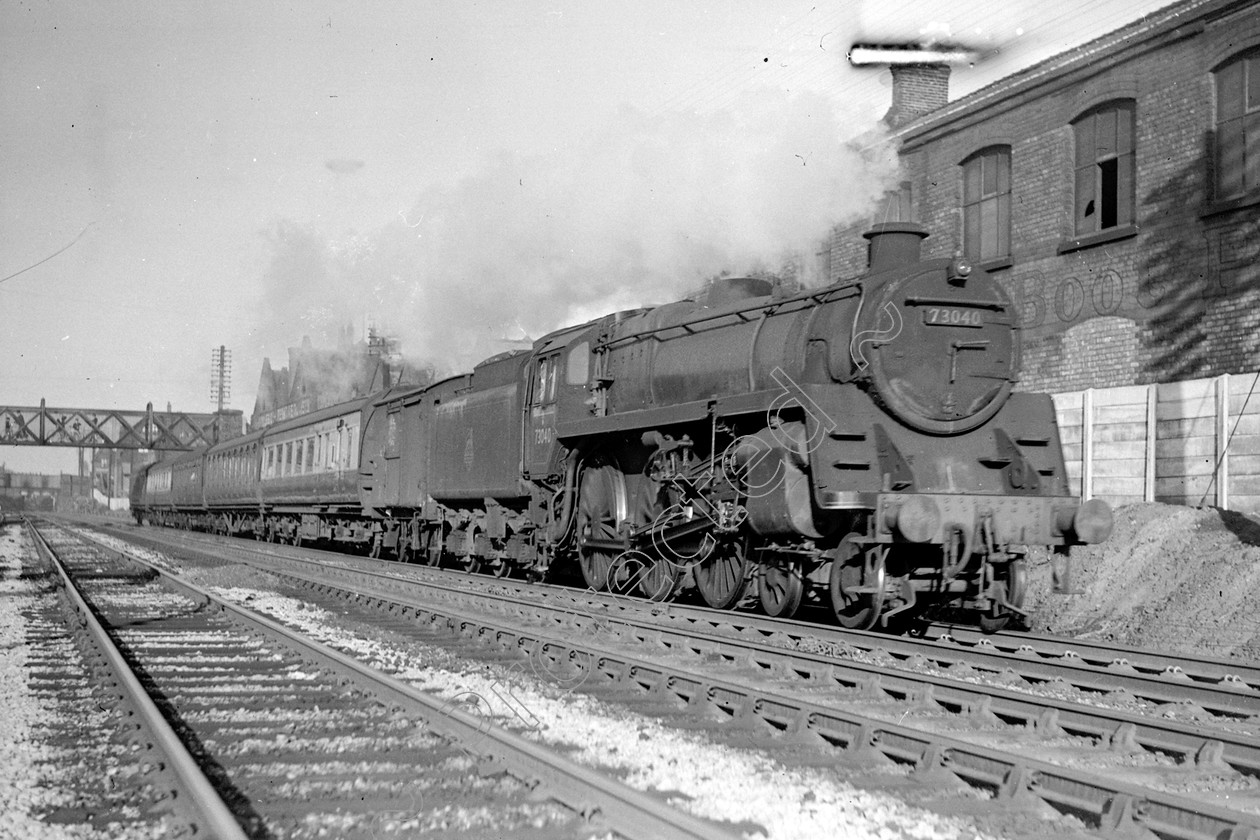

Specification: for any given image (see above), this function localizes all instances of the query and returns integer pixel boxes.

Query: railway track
[2,521,213,839]
[24,519,744,840]
[124,525,1260,716]
[85,522,1260,840]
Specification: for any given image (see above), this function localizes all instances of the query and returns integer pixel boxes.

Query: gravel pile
[1025,503,1260,657]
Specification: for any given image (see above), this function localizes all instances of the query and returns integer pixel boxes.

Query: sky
[1,0,1178,475]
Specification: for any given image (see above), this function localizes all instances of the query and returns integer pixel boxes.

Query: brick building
[250,330,437,430]
[824,0,1260,393]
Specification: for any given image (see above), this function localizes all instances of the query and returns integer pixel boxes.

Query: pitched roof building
[250,332,435,430]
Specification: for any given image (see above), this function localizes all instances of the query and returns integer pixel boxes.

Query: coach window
[386,411,399,458]
[1072,101,1135,236]
[961,147,1011,265]
[1214,48,1260,203]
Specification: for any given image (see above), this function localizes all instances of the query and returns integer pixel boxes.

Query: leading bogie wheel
[828,533,886,631]
[979,558,1028,634]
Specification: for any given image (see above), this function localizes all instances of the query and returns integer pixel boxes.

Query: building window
[1215,48,1260,202]
[1072,101,1135,235]
[877,180,913,223]
[962,147,1011,262]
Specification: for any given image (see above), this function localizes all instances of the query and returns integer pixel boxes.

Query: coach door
[382,407,402,501]
[524,352,560,478]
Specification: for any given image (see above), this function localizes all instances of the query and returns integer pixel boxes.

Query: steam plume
[256,92,897,374]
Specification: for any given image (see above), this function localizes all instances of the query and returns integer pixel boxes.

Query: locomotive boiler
[132,222,1111,632]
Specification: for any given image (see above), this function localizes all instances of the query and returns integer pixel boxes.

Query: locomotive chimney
[863,221,929,272]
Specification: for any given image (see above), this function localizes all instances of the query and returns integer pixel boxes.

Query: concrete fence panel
[1051,372,1260,513]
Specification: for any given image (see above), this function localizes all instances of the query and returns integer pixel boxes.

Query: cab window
[534,356,558,404]
[566,341,589,385]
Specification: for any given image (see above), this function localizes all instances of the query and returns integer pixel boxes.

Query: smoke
[325,158,365,175]
[256,91,898,374]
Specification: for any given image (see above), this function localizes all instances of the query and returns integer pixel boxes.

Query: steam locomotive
[132,223,1112,631]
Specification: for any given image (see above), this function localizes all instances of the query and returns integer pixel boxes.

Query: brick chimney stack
[883,63,950,128]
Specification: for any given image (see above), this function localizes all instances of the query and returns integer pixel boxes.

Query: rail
[24,519,250,840]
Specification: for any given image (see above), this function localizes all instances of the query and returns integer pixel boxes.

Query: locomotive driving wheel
[693,535,751,610]
[576,460,627,591]
[828,533,886,631]
[758,560,804,619]
[635,554,681,601]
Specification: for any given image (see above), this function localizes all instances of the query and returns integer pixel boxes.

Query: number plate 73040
[922,307,984,328]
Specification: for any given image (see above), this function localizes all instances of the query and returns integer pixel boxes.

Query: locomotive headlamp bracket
[947,257,973,285]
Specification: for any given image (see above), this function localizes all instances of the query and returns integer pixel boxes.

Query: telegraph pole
[210,345,232,442]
